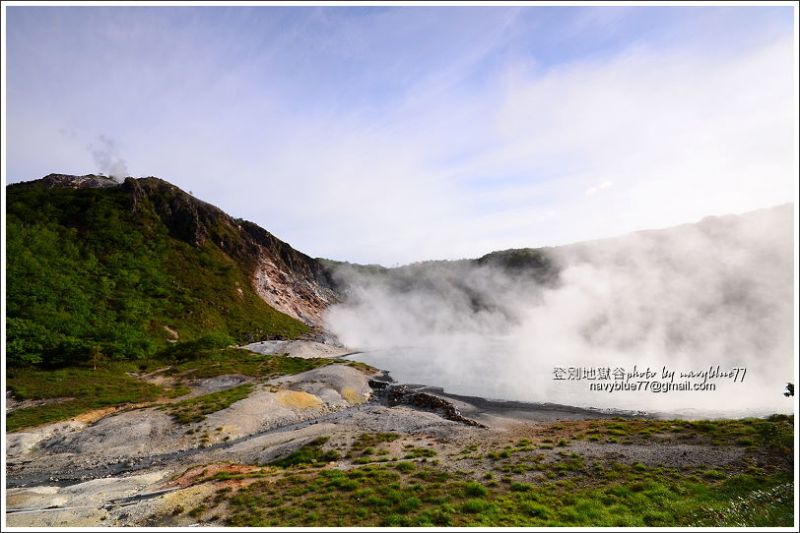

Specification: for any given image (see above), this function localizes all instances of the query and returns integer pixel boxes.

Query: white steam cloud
[325,205,794,417]
[90,135,129,181]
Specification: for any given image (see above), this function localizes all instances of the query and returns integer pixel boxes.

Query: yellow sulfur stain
[341,387,364,405]
[276,390,323,409]
[155,484,217,521]
[73,406,118,424]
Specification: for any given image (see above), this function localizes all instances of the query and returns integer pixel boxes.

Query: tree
[90,345,104,371]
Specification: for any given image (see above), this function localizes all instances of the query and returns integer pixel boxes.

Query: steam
[90,135,129,181]
[325,205,794,416]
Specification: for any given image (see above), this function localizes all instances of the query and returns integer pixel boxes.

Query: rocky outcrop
[242,221,339,325]
[132,177,231,248]
[251,253,337,326]
[386,384,486,428]
[128,178,339,325]
[25,173,121,189]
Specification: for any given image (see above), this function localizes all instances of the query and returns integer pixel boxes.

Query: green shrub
[272,438,340,467]
[463,481,488,497]
[462,499,492,514]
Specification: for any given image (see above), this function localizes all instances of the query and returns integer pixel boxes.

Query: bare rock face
[252,253,338,326]
[129,178,341,326]
[241,220,339,327]
[38,173,121,189]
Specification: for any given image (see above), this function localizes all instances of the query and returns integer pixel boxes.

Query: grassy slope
[5,362,185,432]
[6,347,373,431]
[165,384,255,424]
[220,463,792,527]
[6,184,308,367]
[180,417,794,527]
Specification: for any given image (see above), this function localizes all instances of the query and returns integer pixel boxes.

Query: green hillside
[6,178,309,367]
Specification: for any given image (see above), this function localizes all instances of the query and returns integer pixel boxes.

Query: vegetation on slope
[219,463,792,527]
[176,417,794,527]
[5,361,186,432]
[165,384,255,424]
[270,437,341,467]
[6,345,375,431]
[154,344,336,380]
[6,181,309,368]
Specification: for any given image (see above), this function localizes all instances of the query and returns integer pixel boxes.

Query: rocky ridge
[11,173,339,328]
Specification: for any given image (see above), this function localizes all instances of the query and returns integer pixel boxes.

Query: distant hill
[323,203,794,344]
[6,174,338,366]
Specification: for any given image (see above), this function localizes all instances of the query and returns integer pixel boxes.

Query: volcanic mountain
[6,174,338,366]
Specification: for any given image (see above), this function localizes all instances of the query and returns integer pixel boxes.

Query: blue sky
[5,5,796,265]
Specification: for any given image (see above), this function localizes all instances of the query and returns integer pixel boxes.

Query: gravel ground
[242,340,357,359]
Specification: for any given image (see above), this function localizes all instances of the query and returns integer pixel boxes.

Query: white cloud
[6,11,795,265]
[585,181,613,196]
[258,33,795,264]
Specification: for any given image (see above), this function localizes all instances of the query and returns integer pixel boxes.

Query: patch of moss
[165,383,254,424]
[6,362,178,431]
[271,437,341,467]
[161,348,336,380]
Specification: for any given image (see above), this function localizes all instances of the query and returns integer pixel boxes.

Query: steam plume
[90,135,129,181]
[325,205,794,416]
